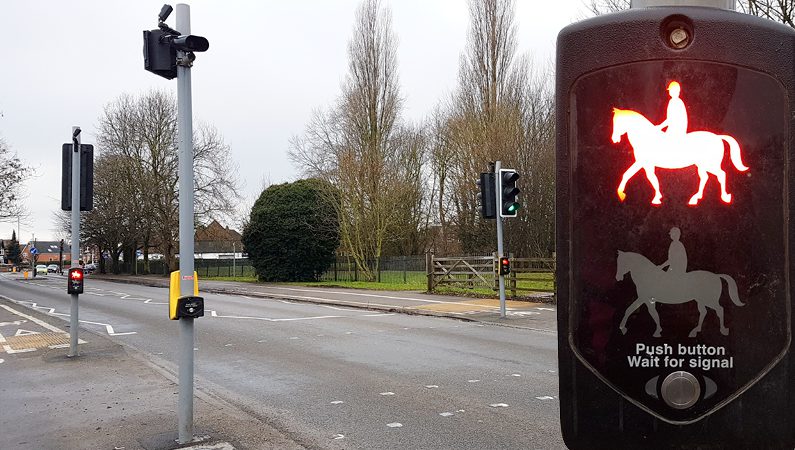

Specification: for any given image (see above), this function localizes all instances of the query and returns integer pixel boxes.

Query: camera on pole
[143,4,209,80]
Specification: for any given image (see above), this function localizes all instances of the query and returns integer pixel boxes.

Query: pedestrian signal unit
[67,268,84,295]
[556,5,795,449]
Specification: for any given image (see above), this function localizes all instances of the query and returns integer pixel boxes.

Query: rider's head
[667,81,681,98]
[669,227,681,241]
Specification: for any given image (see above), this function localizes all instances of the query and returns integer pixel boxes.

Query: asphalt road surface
[0,273,564,449]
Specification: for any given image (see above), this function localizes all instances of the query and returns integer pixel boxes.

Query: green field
[202,270,554,296]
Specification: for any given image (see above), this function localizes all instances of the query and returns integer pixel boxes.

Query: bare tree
[0,137,31,221]
[586,0,795,29]
[94,90,240,272]
[291,0,427,278]
[743,0,795,26]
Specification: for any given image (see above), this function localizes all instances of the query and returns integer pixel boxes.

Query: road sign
[556,6,795,449]
[29,247,38,255]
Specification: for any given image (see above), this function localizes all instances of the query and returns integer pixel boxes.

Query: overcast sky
[0,0,590,244]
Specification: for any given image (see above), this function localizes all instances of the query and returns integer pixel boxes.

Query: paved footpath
[0,294,304,450]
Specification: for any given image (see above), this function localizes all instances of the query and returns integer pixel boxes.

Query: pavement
[0,272,558,449]
[0,293,305,450]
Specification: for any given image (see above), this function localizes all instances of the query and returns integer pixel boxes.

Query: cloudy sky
[0,0,591,244]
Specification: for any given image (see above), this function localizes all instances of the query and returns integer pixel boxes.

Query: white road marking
[380,392,395,396]
[0,303,65,333]
[77,319,137,336]
[332,434,345,440]
[386,423,403,428]
[535,396,556,400]
[14,329,39,337]
[537,307,555,311]
[0,320,27,327]
[510,373,521,377]
[467,379,480,383]
[425,385,439,389]
[0,358,4,364]
[330,400,344,405]
[489,403,509,408]
[439,412,454,417]
[144,299,168,305]
[456,409,465,413]
[0,331,35,354]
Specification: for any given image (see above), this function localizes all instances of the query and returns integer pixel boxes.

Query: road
[0,273,564,449]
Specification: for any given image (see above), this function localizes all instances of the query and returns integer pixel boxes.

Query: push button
[661,371,700,409]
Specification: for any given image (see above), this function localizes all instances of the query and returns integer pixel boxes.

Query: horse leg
[647,302,662,337]
[714,304,729,335]
[713,168,732,203]
[619,297,647,335]
[618,161,642,201]
[643,167,663,204]
[689,168,709,205]
[689,302,708,337]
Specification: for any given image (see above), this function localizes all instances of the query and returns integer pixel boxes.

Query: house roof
[194,220,242,254]
[23,241,71,255]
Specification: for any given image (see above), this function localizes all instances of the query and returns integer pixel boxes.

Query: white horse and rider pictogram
[610,81,749,205]
[615,227,745,338]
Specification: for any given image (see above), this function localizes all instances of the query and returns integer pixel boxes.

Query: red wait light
[70,269,83,280]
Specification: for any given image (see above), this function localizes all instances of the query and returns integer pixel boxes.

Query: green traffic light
[507,203,520,213]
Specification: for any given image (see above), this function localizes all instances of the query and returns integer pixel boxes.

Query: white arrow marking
[0,304,63,332]
[332,434,345,440]
[78,320,137,336]
[14,329,40,337]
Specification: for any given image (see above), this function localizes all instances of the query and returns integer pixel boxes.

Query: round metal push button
[661,371,700,409]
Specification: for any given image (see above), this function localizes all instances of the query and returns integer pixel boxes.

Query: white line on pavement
[0,303,65,333]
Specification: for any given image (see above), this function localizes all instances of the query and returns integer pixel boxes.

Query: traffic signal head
[67,267,84,294]
[477,172,497,219]
[556,5,795,448]
[143,29,177,79]
[499,169,520,217]
[499,257,510,275]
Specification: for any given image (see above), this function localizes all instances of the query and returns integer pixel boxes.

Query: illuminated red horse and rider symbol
[611,81,749,205]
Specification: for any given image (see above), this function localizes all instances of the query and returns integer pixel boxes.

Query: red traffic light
[499,257,511,275]
[67,268,84,294]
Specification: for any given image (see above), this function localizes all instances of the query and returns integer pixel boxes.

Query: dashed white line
[330,400,344,405]
[439,412,454,417]
[380,392,395,396]
[386,423,403,428]
[489,403,509,408]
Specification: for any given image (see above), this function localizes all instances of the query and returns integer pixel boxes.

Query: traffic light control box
[556,7,795,449]
[169,271,202,319]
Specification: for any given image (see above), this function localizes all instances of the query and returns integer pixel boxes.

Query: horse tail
[719,274,745,306]
[720,135,749,172]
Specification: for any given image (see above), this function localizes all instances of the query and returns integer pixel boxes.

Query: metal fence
[320,255,427,284]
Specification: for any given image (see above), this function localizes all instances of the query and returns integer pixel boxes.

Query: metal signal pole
[494,160,506,318]
[69,126,81,357]
[176,3,197,444]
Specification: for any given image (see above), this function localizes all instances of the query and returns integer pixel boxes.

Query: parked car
[84,263,97,274]
[47,264,59,273]
[35,264,48,275]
